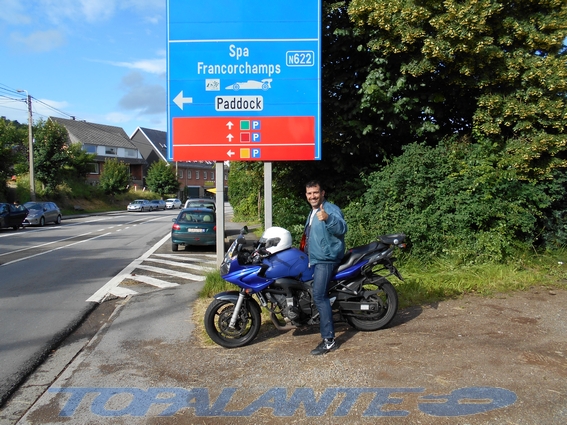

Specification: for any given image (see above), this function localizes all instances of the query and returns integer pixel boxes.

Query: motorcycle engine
[273,294,301,320]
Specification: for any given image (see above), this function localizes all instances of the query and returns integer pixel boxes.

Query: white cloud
[36,0,162,24]
[0,0,31,24]
[108,58,166,75]
[37,0,116,24]
[118,71,165,116]
[10,30,66,53]
[33,98,71,120]
[105,111,132,124]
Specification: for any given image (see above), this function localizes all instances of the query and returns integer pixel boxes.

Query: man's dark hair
[305,180,324,191]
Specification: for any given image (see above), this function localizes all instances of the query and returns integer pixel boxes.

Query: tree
[145,161,179,198]
[347,0,567,178]
[32,120,70,194]
[227,162,264,221]
[99,158,131,195]
[0,118,27,195]
[64,143,96,181]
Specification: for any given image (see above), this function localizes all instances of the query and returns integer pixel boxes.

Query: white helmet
[259,226,292,254]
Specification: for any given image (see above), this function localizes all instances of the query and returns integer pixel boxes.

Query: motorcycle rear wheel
[204,298,261,348]
[346,279,398,331]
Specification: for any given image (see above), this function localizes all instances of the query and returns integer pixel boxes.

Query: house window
[196,171,200,180]
[178,170,183,178]
[203,171,207,180]
[211,172,214,181]
[105,147,117,155]
[84,144,97,153]
[187,170,192,179]
[124,148,137,157]
[87,163,99,174]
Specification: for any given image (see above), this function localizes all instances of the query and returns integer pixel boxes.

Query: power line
[0,82,78,122]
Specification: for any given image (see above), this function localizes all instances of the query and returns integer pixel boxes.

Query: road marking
[0,231,94,257]
[1,233,111,267]
[134,264,204,281]
[143,257,214,272]
[126,275,180,288]
[87,233,170,303]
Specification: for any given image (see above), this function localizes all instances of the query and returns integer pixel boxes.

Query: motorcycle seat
[337,241,380,272]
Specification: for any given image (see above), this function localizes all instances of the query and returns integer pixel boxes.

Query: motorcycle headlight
[220,259,231,276]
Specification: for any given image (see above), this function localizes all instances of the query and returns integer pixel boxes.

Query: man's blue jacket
[304,200,347,265]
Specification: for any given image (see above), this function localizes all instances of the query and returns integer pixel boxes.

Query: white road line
[153,253,217,262]
[143,258,214,272]
[134,264,204,281]
[86,233,171,303]
[126,275,180,288]
[109,287,139,297]
[0,231,94,257]
[1,232,111,267]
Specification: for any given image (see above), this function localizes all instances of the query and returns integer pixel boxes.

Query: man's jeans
[312,262,336,340]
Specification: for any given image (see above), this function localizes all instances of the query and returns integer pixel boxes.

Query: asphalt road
[0,209,181,406]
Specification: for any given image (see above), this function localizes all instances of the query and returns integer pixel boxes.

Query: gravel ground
[6,284,567,424]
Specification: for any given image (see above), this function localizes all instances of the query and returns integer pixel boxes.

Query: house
[50,117,146,187]
[130,127,228,200]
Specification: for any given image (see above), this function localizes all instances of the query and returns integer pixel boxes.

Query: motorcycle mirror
[240,226,249,235]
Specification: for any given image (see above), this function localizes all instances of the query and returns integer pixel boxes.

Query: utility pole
[18,90,35,201]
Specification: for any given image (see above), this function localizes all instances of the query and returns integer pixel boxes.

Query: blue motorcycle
[204,226,406,348]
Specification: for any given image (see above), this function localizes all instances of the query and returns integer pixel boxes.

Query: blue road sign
[166,0,322,162]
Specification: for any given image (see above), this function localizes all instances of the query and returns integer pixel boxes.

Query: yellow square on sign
[240,148,250,158]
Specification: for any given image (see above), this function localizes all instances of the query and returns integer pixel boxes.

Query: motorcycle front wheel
[204,298,261,348]
[345,279,398,331]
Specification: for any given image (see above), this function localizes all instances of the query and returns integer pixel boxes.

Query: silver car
[127,199,152,212]
[149,200,166,211]
[23,202,62,226]
[165,198,182,209]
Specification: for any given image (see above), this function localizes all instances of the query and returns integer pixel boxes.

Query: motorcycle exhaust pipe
[269,313,297,331]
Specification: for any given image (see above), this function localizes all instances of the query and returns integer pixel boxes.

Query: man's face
[306,185,325,209]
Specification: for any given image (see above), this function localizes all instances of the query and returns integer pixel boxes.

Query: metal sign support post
[215,161,225,266]
[264,162,272,229]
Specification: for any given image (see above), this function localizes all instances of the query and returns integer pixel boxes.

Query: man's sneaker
[310,338,338,355]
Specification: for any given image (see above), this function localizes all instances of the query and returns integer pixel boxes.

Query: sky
[0,0,167,137]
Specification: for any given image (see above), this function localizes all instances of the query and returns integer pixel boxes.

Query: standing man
[303,180,347,355]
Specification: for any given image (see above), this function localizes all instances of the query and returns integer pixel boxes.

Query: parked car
[0,203,28,230]
[171,208,216,251]
[149,199,166,211]
[165,198,182,209]
[23,202,62,226]
[184,198,216,212]
[127,199,152,212]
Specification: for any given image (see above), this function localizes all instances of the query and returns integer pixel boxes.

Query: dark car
[149,199,166,211]
[23,202,62,226]
[171,208,216,251]
[183,198,216,212]
[0,203,28,230]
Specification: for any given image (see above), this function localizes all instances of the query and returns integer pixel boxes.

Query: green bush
[344,138,561,264]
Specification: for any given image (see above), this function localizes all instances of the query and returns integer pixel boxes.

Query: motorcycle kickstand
[229,292,246,329]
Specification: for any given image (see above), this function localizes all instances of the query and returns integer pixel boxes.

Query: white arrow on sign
[227,150,235,157]
[226,134,234,142]
[173,91,193,110]
[226,121,234,130]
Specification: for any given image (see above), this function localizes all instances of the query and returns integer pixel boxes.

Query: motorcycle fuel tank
[262,247,314,281]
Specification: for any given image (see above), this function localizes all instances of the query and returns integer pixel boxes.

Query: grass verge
[194,247,567,346]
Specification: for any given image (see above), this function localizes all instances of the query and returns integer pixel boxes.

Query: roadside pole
[215,161,225,266]
[264,162,272,229]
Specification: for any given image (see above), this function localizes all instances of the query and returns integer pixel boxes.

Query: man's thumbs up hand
[316,203,328,221]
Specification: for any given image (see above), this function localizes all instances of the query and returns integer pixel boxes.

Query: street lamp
[17,89,36,201]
